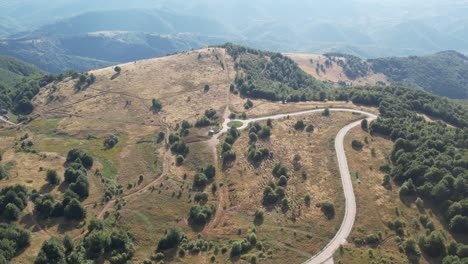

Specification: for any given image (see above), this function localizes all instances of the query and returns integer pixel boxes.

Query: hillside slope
[288,51,468,99]
[0,55,43,83]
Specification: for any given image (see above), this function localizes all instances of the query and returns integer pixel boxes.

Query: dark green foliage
[69,175,90,199]
[158,228,185,251]
[318,201,335,219]
[34,194,56,219]
[103,134,119,149]
[204,84,210,92]
[247,144,270,163]
[114,66,121,73]
[64,198,86,220]
[64,166,86,183]
[257,126,271,139]
[262,183,285,206]
[403,238,421,261]
[204,164,216,180]
[244,99,253,109]
[0,164,7,180]
[188,204,214,226]
[222,43,326,102]
[361,119,368,130]
[277,175,288,187]
[46,169,60,185]
[194,192,209,204]
[195,116,211,127]
[193,173,208,190]
[369,51,468,99]
[66,149,93,169]
[351,139,363,150]
[151,98,162,112]
[272,162,288,177]
[0,185,28,220]
[324,53,369,79]
[306,124,314,133]
[419,231,446,258]
[170,140,189,157]
[204,109,217,119]
[294,120,305,130]
[35,238,66,264]
[0,223,30,261]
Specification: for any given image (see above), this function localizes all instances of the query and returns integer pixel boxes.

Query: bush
[103,134,119,149]
[361,119,368,130]
[114,66,121,73]
[34,238,66,264]
[151,99,162,112]
[158,228,184,250]
[188,205,213,226]
[204,164,216,179]
[319,202,335,219]
[46,169,60,185]
[64,198,86,220]
[244,99,254,109]
[322,108,330,116]
[278,175,288,186]
[193,173,208,190]
[194,192,209,204]
[306,124,314,133]
[195,116,211,127]
[351,139,364,150]
[294,120,305,130]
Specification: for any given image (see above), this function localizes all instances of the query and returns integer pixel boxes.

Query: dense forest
[369,51,468,99]
[222,43,328,102]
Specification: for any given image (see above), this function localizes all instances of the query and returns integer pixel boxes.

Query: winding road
[214,108,377,264]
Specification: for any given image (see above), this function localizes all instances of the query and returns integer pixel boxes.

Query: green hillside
[369,51,468,99]
[0,55,43,84]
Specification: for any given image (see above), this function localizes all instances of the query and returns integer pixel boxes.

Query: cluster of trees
[0,223,31,262]
[35,219,135,264]
[188,204,215,227]
[192,164,216,191]
[324,53,370,80]
[195,109,218,127]
[0,69,86,115]
[75,72,96,90]
[221,127,240,166]
[168,132,189,164]
[230,232,263,259]
[222,43,328,102]
[0,184,28,221]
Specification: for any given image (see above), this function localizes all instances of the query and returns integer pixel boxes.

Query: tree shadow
[110,72,120,80]
[39,183,55,194]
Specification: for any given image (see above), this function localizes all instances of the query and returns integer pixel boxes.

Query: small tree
[204,84,210,92]
[64,199,86,220]
[46,169,60,185]
[294,120,305,130]
[322,108,330,116]
[151,99,162,112]
[114,66,121,73]
[352,139,364,150]
[361,119,368,131]
[320,201,335,219]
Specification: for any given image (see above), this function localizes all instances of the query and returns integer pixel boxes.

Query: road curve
[215,108,377,264]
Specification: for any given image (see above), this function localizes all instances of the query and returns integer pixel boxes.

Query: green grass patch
[227,120,243,128]
[26,118,62,135]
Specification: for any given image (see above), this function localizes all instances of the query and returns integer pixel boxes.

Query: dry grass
[286,53,388,86]
[336,126,458,264]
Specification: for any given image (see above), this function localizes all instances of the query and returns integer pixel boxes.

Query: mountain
[0,55,43,84]
[289,51,468,99]
[0,32,226,73]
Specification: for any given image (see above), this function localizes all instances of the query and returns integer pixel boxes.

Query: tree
[34,194,56,219]
[46,169,60,185]
[204,84,210,92]
[103,134,119,149]
[352,139,364,150]
[294,120,305,130]
[320,202,335,219]
[158,228,184,250]
[244,99,254,109]
[361,119,368,130]
[278,175,288,186]
[193,173,208,190]
[3,203,20,221]
[69,175,89,199]
[420,231,446,258]
[64,199,86,220]
[204,164,216,180]
[188,204,213,226]
[322,108,330,116]
[114,66,121,73]
[35,238,66,264]
[151,99,162,112]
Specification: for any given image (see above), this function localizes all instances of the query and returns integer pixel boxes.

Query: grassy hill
[0,55,43,83]
[289,51,468,99]
[0,45,467,264]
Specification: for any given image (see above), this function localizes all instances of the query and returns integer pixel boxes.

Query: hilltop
[0,45,467,264]
[288,51,468,99]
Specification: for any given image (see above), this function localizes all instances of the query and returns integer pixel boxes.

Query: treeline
[221,43,327,102]
[0,69,93,115]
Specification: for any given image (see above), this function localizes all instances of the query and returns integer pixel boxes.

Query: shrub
[46,169,60,185]
[361,119,368,130]
[114,66,121,73]
[176,155,185,165]
[103,134,119,149]
[193,173,208,190]
[278,175,288,186]
[158,228,184,250]
[294,120,305,130]
[188,205,213,226]
[194,192,209,204]
[195,116,211,127]
[244,99,254,109]
[204,164,216,179]
[151,99,162,112]
[352,139,364,150]
[204,84,210,92]
[306,124,314,133]
[322,108,330,116]
[319,202,335,219]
